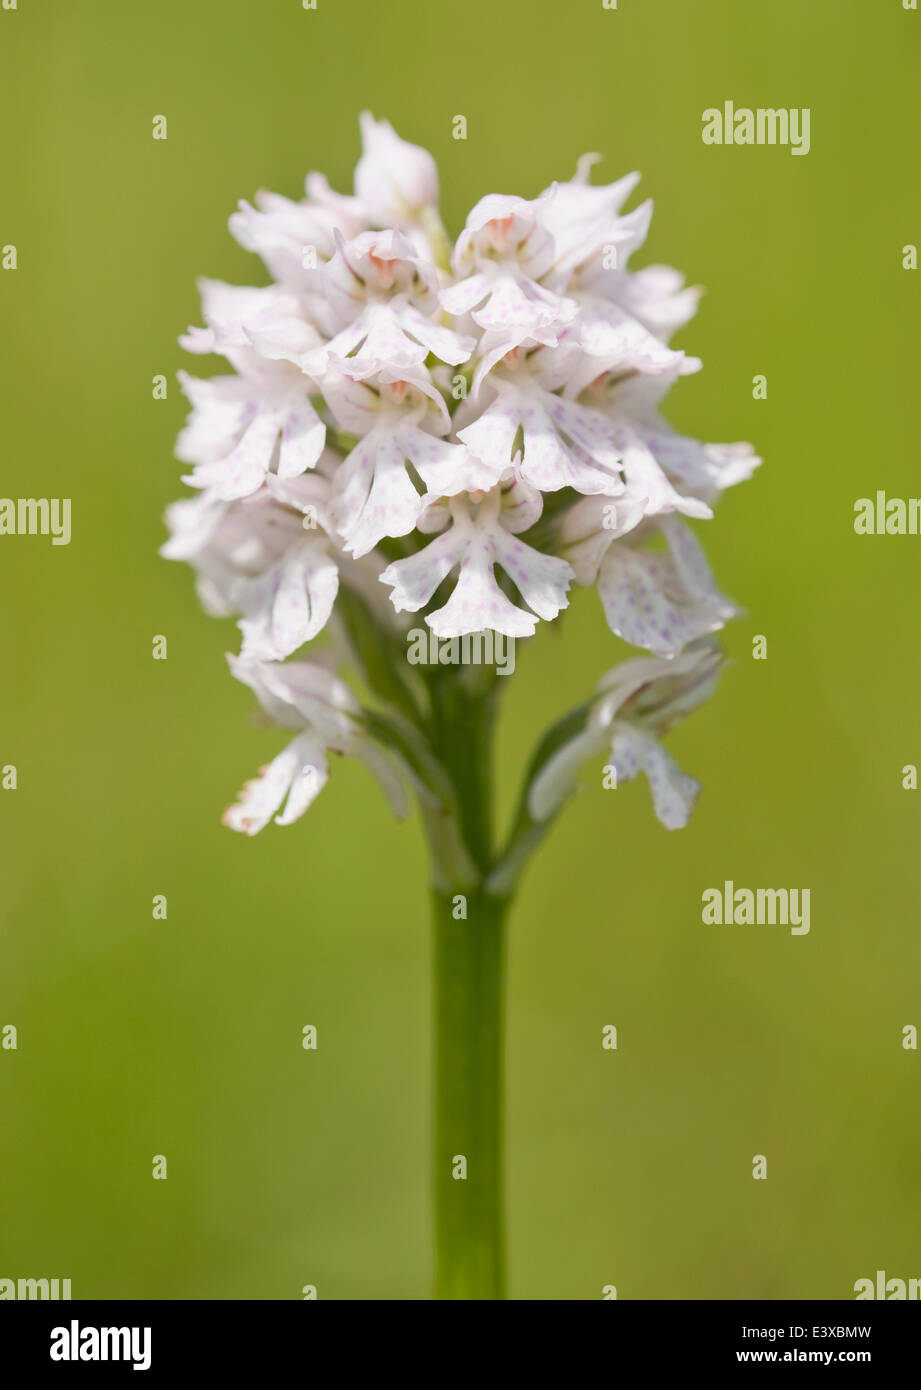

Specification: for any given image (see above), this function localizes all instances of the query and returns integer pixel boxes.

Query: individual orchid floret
[176,352,326,501]
[562,508,737,657]
[162,487,300,614]
[325,368,489,556]
[535,157,642,284]
[563,310,698,394]
[162,475,341,661]
[588,367,761,508]
[611,264,703,343]
[289,228,474,380]
[456,360,623,496]
[528,639,724,828]
[223,655,407,834]
[179,279,314,362]
[229,185,368,292]
[233,533,339,662]
[354,112,439,228]
[444,192,577,354]
[380,481,573,638]
[537,158,703,349]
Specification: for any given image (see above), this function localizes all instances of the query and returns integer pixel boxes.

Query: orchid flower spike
[164,115,758,859]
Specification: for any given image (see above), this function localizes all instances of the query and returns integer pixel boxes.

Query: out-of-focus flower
[222,656,407,833]
[354,112,439,226]
[528,639,725,828]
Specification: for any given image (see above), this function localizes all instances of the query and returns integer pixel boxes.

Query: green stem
[431,886,509,1299]
[425,666,509,1298]
[428,668,499,866]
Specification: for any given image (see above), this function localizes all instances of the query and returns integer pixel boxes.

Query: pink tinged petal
[222,740,305,835]
[459,388,619,495]
[387,366,453,425]
[452,191,549,268]
[459,191,535,233]
[609,726,699,830]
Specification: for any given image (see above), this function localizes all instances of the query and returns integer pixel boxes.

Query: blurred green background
[1,0,919,1300]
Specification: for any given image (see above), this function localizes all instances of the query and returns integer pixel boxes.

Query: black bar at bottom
[1,1298,916,1375]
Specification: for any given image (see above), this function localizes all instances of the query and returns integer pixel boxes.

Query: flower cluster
[164,115,758,839]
